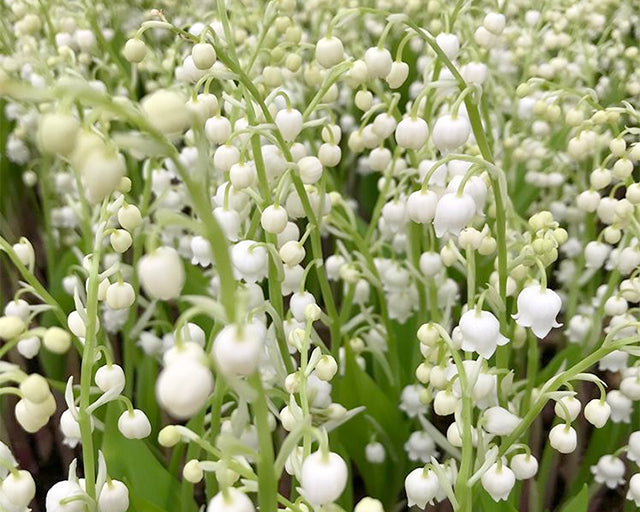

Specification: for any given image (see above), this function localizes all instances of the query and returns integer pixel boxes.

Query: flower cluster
[1,0,640,511]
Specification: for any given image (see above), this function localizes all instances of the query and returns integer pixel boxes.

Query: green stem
[249,373,278,512]
[78,202,108,500]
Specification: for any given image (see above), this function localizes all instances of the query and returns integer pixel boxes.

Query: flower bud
[183,460,204,483]
[141,89,190,135]
[123,38,146,63]
[118,409,152,439]
[19,374,50,403]
[191,43,216,70]
[117,205,142,231]
[158,426,181,447]
[0,315,25,339]
[316,355,338,381]
[105,282,135,310]
[43,327,72,353]
[38,113,79,156]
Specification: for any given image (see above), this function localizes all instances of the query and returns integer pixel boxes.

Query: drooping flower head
[512,285,562,338]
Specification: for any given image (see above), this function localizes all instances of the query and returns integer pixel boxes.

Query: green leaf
[101,403,197,512]
[334,350,410,509]
[478,488,520,512]
[559,484,589,512]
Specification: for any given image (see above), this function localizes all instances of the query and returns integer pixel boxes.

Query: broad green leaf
[334,349,410,508]
[101,403,197,512]
[558,484,589,512]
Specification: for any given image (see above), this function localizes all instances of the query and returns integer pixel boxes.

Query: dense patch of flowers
[1,0,640,510]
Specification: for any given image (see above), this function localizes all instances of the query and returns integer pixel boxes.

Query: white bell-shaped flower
[404,467,439,508]
[628,474,640,507]
[481,462,516,502]
[483,406,521,436]
[46,480,85,512]
[458,309,509,358]
[138,247,185,301]
[548,424,577,453]
[591,455,626,489]
[207,488,255,512]
[512,285,562,338]
[627,431,640,462]
[231,240,268,283]
[404,430,439,463]
[407,190,438,224]
[511,454,538,480]
[433,192,476,238]
[584,399,611,428]
[98,479,129,512]
[212,321,266,377]
[300,451,348,505]
[431,114,471,152]
[156,356,213,419]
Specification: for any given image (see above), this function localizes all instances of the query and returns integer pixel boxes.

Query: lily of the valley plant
[1,0,640,511]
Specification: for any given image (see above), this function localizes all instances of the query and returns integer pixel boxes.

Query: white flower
[511,454,538,480]
[591,455,625,489]
[395,117,429,150]
[548,424,577,454]
[95,364,125,394]
[156,357,213,419]
[554,396,581,422]
[275,108,303,142]
[483,406,521,436]
[584,241,611,269]
[46,480,85,512]
[404,467,439,508]
[315,36,344,68]
[364,47,392,78]
[404,430,439,463]
[433,192,476,238]
[105,282,135,310]
[300,451,348,505]
[628,474,640,507]
[458,309,509,359]
[584,399,611,428]
[512,285,562,338]
[354,497,384,512]
[1,469,35,509]
[566,315,591,344]
[212,322,266,377]
[628,432,640,463]
[435,33,460,60]
[98,480,129,512]
[481,462,516,501]
[365,442,386,464]
[598,350,628,372]
[138,247,185,301]
[207,488,255,512]
[406,190,438,224]
[431,114,471,152]
[607,390,632,423]
[117,409,151,439]
[231,240,268,283]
